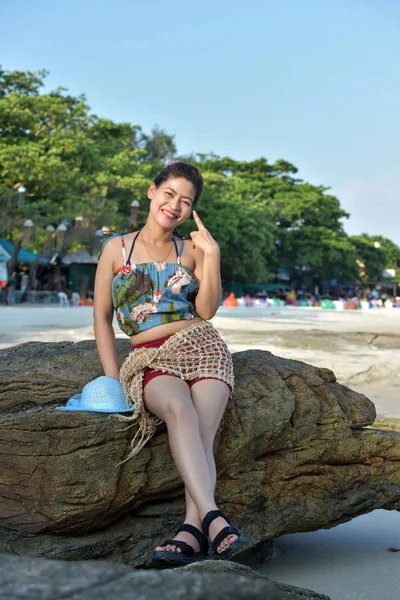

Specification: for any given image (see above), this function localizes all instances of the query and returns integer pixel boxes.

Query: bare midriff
[129,316,203,347]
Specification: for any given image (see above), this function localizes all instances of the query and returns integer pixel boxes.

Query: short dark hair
[153,161,203,208]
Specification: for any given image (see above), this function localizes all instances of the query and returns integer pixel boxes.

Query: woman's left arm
[191,211,222,320]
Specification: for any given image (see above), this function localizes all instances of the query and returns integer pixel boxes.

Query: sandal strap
[159,539,195,556]
[211,525,240,554]
[176,524,209,554]
[201,509,231,537]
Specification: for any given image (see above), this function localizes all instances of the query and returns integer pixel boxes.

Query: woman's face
[148,176,195,229]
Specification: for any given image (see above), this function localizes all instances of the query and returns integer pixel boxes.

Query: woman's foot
[202,509,248,560]
[208,516,238,555]
[154,518,237,555]
[152,523,209,566]
[155,526,201,554]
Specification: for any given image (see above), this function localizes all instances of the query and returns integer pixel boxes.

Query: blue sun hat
[56,376,134,413]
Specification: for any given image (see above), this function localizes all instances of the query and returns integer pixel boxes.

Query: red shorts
[132,334,229,391]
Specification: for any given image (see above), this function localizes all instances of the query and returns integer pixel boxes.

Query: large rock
[0,554,330,600]
[0,341,399,566]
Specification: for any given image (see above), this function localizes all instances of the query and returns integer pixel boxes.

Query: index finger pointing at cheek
[193,210,206,230]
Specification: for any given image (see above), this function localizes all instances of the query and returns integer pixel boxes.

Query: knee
[165,397,198,428]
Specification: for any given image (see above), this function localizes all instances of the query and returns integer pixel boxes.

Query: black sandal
[202,509,248,561]
[152,523,209,566]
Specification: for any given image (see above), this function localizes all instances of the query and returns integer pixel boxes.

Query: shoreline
[259,509,400,600]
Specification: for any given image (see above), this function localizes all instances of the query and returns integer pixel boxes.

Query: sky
[1,0,399,244]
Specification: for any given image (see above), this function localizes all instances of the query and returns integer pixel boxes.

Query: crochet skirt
[118,320,234,460]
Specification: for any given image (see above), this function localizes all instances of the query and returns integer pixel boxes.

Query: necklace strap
[140,230,175,263]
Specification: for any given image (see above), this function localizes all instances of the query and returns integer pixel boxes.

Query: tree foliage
[0,67,174,243]
[349,234,400,283]
[275,185,360,284]
[178,169,277,283]
[1,66,399,289]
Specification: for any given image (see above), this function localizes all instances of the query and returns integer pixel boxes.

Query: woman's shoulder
[99,231,139,257]
[177,235,202,271]
[98,234,121,258]
[176,235,192,255]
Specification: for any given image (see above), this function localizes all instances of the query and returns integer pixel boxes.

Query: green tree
[176,158,279,283]
[275,184,359,286]
[350,234,398,283]
[2,66,400,295]
[180,156,360,288]
[370,235,400,269]
[0,67,175,254]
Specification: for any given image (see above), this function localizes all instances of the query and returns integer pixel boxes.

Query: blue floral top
[105,233,199,337]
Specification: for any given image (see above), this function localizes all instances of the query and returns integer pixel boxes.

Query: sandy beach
[1,304,399,599]
[213,307,400,423]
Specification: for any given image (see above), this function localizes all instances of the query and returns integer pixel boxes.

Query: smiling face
[148,176,195,229]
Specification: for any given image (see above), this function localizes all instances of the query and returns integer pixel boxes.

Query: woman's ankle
[200,505,219,523]
[184,516,202,531]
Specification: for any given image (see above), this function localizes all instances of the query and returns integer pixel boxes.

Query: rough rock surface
[0,554,331,600]
[0,340,399,568]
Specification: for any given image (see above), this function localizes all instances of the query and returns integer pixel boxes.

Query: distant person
[71,291,80,307]
[57,291,69,307]
[244,294,253,307]
[370,289,380,299]
[14,271,22,291]
[351,294,361,308]
[3,278,16,305]
[278,290,287,303]
[20,273,29,294]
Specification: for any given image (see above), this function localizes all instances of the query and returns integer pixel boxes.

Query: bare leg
[176,379,226,546]
[144,376,237,554]
[184,379,237,554]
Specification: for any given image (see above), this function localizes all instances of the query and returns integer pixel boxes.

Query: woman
[94,161,248,565]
